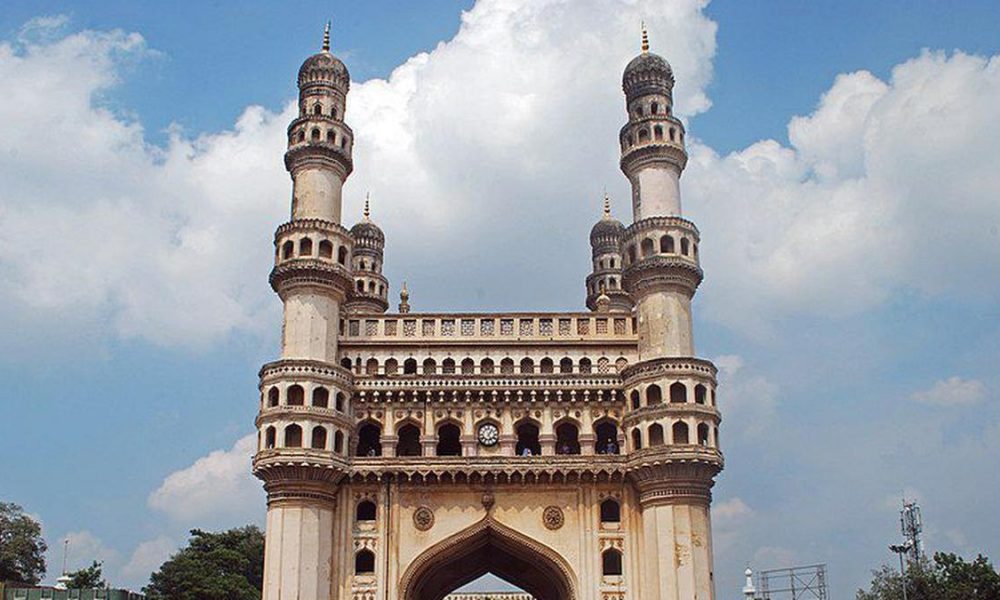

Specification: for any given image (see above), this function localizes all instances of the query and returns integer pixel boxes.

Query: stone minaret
[620,27,723,600]
[345,195,390,313]
[255,23,354,600]
[586,194,633,312]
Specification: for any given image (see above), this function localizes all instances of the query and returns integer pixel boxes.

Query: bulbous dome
[298,50,350,90]
[590,216,625,245]
[350,219,383,242]
[622,50,674,97]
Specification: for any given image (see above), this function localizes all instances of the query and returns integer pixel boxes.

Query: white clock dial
[478,423,499,446]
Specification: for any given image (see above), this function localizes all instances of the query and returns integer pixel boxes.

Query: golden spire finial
[603,192,612,219]
[322,22,331,52]
[363,192,371,221]
[641,21,649,54]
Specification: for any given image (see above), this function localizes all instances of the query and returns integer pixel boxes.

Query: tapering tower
[619,27,723,600]
[254,24,355,600]
[586,194,634,312]
[345,195,390,313]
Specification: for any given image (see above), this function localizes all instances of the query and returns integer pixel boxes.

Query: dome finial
[603,191,612,219]
[399,281,410,314]
[641,21,649,54]
[322,21,331,52]
[364,191,371,221]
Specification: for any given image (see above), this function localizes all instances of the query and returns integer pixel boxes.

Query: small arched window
[638,129,649,142]
[335,392,345,412]
[627,245,637,264]
[648,423,664,446]
[334,430,344,453]
[442,358,456,374]
[540,358,554,374]
[681,238,690,256]
[286,385,304,406]
[312,387,329,408]
[555,422,580,455]
[384,358,398,375]
[650,101,659,114]
[355,550,375,574]
[357,423,382,456]
[422,358,436,375]
[602,549,623,576]
[600,499,621,523]
[670,382,687,404]
[660,235,675,253]
[366,358,378,375]
[515,421,541,456]
[654,125,663,140]
[282,240,294,259]
[481,358,495,374]
[695,384,707,405]
[356,500,376,522]
[311,128,320,141]
[326,130,335,143]
[340,357,352,369]
[520,357,535,374]
[313,104,322,115]
[299,238,313,256]
[311,426,327,449]
[630,390,640,409]
[579,358,592,374]
[265,426,276,449]
[669,127,676,141]
[403,359,417,374]
[500,358,515,375]
[267,387,279,407]
[330,106,337,119]
[641,238,655,257]
[461,358,475,375]
[318,240,333,258]
[698,423,711,446]
[631,428,642,450]
[672,421,690,445]
[647,384,662,405]
[296,131,305,143]
[338,246,348,265]
[284,424,303,448]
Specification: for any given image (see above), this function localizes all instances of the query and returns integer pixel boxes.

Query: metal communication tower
[900,500,924,562]
[757,564,828,600]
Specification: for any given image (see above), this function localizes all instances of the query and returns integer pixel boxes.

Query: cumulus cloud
[148,434,262,523]
[689,51,1000,335]
[714,354,779,438]
[911,376,987,407]
[120,536,176,585]
[43,530,120,581]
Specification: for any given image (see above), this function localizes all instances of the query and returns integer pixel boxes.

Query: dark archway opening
[436,423,462,456]
[515,422,541,456]
[401,521,575,600]
[357,422,382,456]
[555,422,580,455]
[397,424,422,457]
[594,420,619,455]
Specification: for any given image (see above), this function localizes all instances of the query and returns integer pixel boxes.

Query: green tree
[857,552,1000,600]
[0,502,47,584]
[66,560,105,589]
[144,526,264,600]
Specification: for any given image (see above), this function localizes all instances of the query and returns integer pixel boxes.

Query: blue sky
[1,0,999,596]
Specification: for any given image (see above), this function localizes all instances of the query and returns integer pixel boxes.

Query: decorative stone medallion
[413,506,434,531]
[543,505,564,530]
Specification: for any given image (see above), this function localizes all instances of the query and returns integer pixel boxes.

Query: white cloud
[714,497,754,522]
[689,51,1000,335]
[911,377,987,407]
[148,434,263,523]
[43,530,120,582]
[120,536,176,586]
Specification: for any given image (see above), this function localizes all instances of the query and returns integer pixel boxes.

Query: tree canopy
[857,552,1000,600]
[144,526,264,600]
[0,502,47,585]
[67,560,106,589]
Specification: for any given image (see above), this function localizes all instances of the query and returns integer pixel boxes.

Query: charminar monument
[253,22,724,600]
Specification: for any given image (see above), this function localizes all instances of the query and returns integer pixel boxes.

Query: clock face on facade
[478,423,499,447]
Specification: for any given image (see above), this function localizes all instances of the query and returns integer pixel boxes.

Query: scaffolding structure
[757,564,828,600]
[900,500,924,562]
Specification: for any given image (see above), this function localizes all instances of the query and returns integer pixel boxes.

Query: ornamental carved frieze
[543,506,565,530]
[412,506,434,531]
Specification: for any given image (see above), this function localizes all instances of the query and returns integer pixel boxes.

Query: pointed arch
[399,517,577,600]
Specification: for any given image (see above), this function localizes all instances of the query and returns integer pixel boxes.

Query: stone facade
[253,24,723,600]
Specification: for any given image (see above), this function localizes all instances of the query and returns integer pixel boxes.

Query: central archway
[399,518,577,600]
